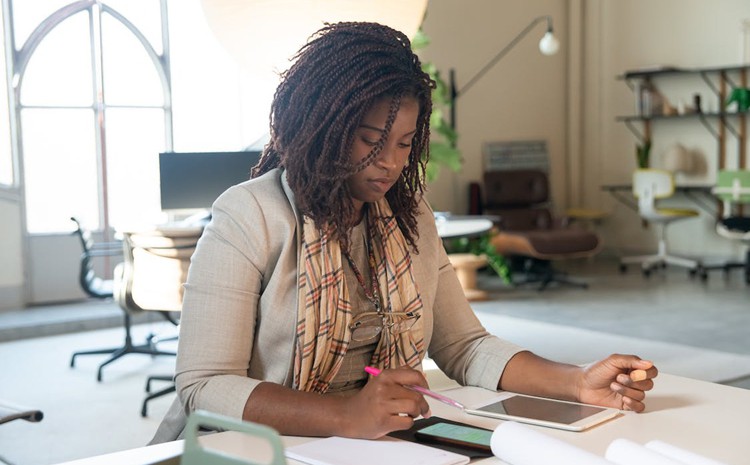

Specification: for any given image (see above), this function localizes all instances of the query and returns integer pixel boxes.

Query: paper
[606,438,686,465]
[285,436,469,465]
[490,421,615,465]
[645,440,729,465]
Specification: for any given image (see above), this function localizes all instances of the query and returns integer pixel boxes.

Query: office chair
[116,228,201,415]
[701,170,750,283]
[619,169,701,277]
[480,169,602,290]
[70,228,199,382]
[0,400,43,425]
[0,400,43,465]
[70,217,123,299]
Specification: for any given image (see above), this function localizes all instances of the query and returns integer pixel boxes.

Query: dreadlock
[252,22,434,251]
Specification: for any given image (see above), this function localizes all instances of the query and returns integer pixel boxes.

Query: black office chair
[142,374,176,417]
[70,217,122,299]
[0,400,43,425]
[69,225,190,382]
[0,400,43,465]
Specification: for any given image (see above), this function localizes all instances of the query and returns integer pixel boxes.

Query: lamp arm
[454,15,552,99]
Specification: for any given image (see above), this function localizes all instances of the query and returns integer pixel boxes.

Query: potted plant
[444,230,512,284]
[413,30,510,284]
[412,29,462,182]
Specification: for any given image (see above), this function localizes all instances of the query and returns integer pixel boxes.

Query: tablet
[465,392,620,432]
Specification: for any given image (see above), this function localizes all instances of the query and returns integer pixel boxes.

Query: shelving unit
[616,65,750,169]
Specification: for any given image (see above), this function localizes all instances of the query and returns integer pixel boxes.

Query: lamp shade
[200,0,428,74]
[538,31,559,55]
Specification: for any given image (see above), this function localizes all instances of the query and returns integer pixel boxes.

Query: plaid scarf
[293,199,425,393]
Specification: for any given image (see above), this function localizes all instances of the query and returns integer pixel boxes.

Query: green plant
[412,29,462,182]
[445,231,512,284]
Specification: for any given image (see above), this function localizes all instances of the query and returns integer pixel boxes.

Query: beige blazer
[151,169,522,443]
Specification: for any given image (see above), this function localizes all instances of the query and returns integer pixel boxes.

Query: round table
[435,218,494,239]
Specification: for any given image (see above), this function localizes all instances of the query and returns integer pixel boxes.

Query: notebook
[285,436,470,465]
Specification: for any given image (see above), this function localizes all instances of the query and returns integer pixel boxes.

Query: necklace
[342,219,382,313]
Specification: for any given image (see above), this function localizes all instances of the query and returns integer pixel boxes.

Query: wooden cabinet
[617,65,750,169]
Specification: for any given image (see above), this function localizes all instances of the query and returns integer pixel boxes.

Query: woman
[151,21,656,443]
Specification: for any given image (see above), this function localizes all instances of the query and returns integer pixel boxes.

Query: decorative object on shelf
[726,87,750,112]
[617,64,750,170]
[693,93,702,113]
[663,143,694,174]
[635,141,651,168]
[448,15,559,130]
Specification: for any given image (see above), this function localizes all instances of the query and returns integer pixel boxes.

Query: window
[5,0,172,233]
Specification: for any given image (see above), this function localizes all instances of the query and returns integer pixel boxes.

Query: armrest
[0,400,43,425]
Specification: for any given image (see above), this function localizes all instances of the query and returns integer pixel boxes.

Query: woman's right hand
[339,367,432,439]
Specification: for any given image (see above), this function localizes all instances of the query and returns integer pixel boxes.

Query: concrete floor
[1,256,748,378]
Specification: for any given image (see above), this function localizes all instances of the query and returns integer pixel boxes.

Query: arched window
[5,0,172,234]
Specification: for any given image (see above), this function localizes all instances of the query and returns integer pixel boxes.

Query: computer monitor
[158,151,261,212]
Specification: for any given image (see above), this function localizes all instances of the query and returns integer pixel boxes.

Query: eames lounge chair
[619,169,701,277]
[481,169,602,290]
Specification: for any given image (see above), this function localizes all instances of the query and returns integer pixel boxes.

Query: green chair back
[181,410,287,465]
[714,170,750,204]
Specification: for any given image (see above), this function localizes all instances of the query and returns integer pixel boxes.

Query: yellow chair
[619,169,701,277]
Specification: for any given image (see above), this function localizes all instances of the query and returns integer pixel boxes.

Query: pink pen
[364,366,465,410]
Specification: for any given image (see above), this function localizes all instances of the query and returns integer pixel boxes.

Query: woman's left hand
[576,354,658,412]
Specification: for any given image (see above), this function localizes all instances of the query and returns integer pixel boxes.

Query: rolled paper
[491,421,615,465]
[645,440,729,465]
[606,438,686,465]
[629,369,648,381]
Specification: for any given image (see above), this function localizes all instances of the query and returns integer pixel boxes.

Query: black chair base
[510,258,589,291]
[699,250,750,284]
[70,344,176,382]
[70,313,175,382]
[142,375,176,417]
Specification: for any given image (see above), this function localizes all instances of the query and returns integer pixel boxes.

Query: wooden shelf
[616,64,749,169]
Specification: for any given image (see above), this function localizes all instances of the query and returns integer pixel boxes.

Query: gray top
[150,168,523,443]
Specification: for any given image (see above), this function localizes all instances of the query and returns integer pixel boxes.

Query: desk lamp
[449,15,560,130]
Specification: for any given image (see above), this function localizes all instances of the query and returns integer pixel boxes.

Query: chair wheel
[700,269,708,281]
[689,268,697,277]
[619,264,627,273]
[642,268,651,278]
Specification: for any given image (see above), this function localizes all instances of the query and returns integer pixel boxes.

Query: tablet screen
[475,395,608,425]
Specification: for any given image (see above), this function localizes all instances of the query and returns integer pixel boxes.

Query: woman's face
[346,96,419,214]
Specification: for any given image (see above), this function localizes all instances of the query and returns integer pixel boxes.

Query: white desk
[58,373,748,465]
[436,217,494,239]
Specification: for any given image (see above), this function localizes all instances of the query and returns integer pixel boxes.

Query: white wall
[420,0,569,214]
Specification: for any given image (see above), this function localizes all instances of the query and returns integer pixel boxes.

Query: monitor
[158,151,261,211]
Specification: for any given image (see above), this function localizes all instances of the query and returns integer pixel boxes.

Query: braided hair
[252,22,434,251]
